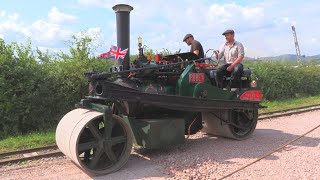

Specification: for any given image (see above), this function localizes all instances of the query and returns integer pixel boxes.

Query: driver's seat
[223,68,251,80]
[225,68,251,90]
[209,68,252,89]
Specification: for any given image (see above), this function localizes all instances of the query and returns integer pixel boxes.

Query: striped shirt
[217,41,244,64]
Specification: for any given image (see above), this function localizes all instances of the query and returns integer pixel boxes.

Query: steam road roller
[56,4,263,175]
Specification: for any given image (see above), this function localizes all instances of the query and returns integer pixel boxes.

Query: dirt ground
[1,110,319,180]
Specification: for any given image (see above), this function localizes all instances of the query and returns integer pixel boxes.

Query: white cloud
[30,20,73,45]
[0,12,28,36]
[37,46,69,54]
[122,1,270,56]
[77,27,107,51]
[48,6,77,24]
[275,17,296,26]
[311,38,317,43]
[8,12,19,21]
[242,7,264,22]
[127,0,320,56]
[0,10,5,17]
[205,3,266,31]
[0,10,74,47]
[282,17,290,23]
[77,0,113,8]
[78,27,101,39]
[76,0,271,55]
[1,0,320,56]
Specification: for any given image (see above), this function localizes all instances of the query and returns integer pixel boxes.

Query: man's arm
[216,44,225,60]
[191,41,201,56]
[231,55,244,66]
[227,43,244,71]
[193,49,199,56]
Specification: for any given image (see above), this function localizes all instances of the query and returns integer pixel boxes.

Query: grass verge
[0,130,55,153]
[1,95,320,153]
[260,95,320,113]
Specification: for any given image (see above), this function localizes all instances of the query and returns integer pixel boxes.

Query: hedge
[0,36,113,138]
[249,61,320,100]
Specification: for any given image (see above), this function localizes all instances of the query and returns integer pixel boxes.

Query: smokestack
[112,4,133,70]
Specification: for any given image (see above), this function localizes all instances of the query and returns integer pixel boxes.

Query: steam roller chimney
[112,4,133,70]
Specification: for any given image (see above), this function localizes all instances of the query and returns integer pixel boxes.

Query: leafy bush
[249,61,320,100]
[0,36,113,138]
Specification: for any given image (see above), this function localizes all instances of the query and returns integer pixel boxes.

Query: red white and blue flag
[99,52,111,59]
[99,45,128,60]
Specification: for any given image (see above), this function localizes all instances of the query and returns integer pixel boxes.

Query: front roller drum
[56,108,133,175]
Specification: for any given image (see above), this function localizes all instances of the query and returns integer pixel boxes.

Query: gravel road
[1,110,319,180]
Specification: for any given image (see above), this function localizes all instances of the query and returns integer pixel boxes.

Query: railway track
[259,103,320,119]
[0,145,61,166]
[1,104,320,166]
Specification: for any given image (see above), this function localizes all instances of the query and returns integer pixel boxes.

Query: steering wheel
[205,49,220,67]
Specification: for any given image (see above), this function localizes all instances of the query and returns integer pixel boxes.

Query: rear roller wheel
[224,109,258,140]
[56,108,133,175]
[202,109,258,140]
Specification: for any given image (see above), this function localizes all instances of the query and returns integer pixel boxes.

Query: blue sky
[0,0,319,57]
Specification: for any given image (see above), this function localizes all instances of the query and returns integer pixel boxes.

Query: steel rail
[259,103,320,116]
[0,150,62,166]
[0,145,57,158]
[258,104,320,120]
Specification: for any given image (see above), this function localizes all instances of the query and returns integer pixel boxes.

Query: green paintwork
[176,64,195,96]
[87,102,108,113]
[128,117,185,149]
[80,102,185,150]
[193,83,236,100]
[176,64,235,99]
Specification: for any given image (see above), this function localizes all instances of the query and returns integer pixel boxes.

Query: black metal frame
[86,80,260,112]
[88,56,212,80]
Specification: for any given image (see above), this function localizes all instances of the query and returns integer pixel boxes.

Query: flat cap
[222,29,235,35]
[183,33,193,42]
